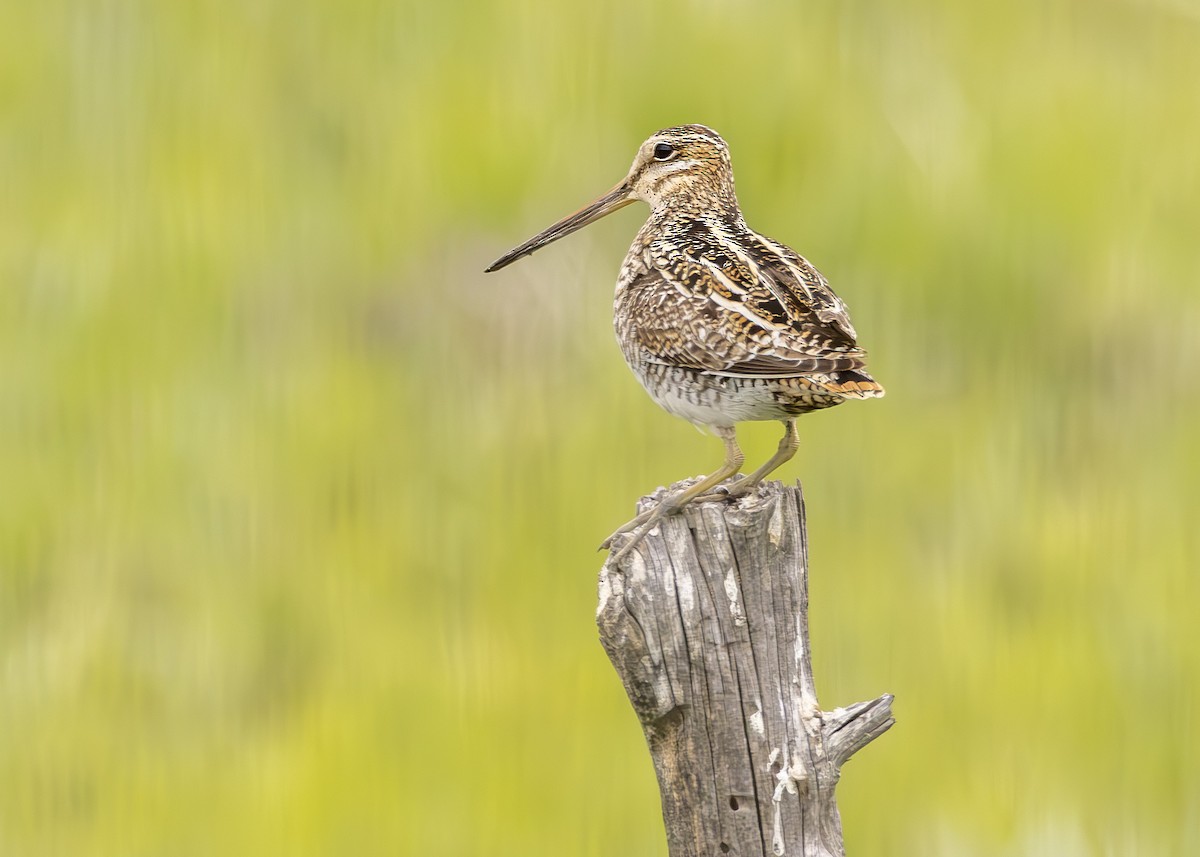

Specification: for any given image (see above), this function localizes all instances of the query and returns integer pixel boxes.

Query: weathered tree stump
[598,480,893,857]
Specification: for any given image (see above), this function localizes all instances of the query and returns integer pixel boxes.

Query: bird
[485,125,882,561]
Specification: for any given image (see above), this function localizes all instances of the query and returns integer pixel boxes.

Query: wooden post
[597,480,894,857]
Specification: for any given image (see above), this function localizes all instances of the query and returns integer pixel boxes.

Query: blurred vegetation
[2,0,1198,854]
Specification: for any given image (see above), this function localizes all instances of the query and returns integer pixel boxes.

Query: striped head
[625,125,738,213]
[485,124,739,273]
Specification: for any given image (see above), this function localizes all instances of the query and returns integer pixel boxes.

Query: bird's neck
[649,192,742,226]
[642,172,740,220]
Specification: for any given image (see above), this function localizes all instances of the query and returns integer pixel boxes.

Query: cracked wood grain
[598,480,894,857]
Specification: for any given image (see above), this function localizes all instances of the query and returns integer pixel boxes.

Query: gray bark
[597,480,894,857]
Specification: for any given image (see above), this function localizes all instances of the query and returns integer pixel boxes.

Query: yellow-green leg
[709,419,799,498]
[602,425,744,563]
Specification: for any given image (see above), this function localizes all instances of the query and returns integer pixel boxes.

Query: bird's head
[624,124,736,210]
[485,125,737,273]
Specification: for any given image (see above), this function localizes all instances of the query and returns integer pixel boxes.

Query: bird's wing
[749,233,859,343]
[624,226,866,379]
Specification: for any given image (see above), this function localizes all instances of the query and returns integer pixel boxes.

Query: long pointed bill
[485,181,635,273]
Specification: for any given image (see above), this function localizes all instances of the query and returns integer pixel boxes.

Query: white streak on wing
[706,285,773,330]
[748,233,818,303]
[757,235,858,340]
[717,226,833,337]
[667,273,693,299]
[696,254,748,294]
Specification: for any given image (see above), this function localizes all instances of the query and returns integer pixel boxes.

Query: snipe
[486,125,882,561]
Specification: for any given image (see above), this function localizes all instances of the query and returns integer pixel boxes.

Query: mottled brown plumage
[487,125,882,559]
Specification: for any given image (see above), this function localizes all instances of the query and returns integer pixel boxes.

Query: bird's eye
[653,142,676,161]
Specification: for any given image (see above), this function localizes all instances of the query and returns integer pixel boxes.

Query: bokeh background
[2,0,1198,854]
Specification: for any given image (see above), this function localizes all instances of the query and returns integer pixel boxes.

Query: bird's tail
[817,369,885,399]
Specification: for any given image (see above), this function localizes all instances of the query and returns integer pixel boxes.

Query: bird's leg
[602,426,744,561]
[706,419,799,498]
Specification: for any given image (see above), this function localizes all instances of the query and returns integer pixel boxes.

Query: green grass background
[2,0,1198,854]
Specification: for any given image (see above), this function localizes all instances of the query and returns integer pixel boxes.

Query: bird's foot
[600,494,676,561]
[601,475,752,561]
[599,485,698,561]
[599,509,652,552]
[696,475,759,502]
